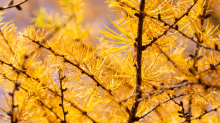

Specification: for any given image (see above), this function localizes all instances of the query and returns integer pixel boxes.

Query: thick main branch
[128,0,145,122]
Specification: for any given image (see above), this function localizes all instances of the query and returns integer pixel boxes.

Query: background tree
[0,0,220,123]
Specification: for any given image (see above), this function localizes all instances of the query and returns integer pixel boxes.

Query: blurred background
[0,0,118,36]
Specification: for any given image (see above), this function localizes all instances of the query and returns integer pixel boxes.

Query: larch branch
[0,0,28,11]
[128,0,145,122]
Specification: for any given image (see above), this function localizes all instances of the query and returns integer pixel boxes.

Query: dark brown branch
[191,106,220,121]
[8,73,19,123]
[135,94,186,121]
[203,61,220,72]
[144,6,220,55]
[128,0,145,122]
[0,0,28,11]
[185,1,209,122]
[175,30,220,53]
[193,37,201,69]
[185,95,192,123]
[120,79,220,104]
[168,95,191,121]
[143,3,220,54]
[141,0,198,51]
[144,14,220,53]
[137,90,164,102]
[193,0,208,70]
[120,80,189,103]
[58,69,68,123]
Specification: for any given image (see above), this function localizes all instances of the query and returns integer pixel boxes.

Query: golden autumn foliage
[0,0,220,122]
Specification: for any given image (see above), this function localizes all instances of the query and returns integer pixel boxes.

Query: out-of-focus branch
[0,30,14,54]
[186,1,210,123]
[0,0,28,11]
[203,61,220,72]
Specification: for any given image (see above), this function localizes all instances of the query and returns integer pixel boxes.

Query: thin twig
[120,81,189,103]
[191,106,220,121]
[7,73,19,123]
[0,0,28,11]
[58,69,68,123]
[193,0,208,69]
[135,94,186,121]
[203,61,220,72]
[185,1,210,122]
[171,96,188,121]
[120,80,220,104]
[186,95,192,123]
